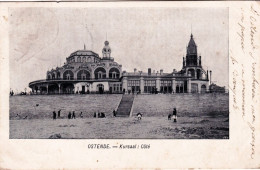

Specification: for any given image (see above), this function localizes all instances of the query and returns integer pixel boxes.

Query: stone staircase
[116,94,135,117]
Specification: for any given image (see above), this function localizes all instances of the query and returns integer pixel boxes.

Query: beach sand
[10,116,228,139]
[9,94,229,139]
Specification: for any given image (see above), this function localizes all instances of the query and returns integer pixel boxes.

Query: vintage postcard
[0,1,259,169]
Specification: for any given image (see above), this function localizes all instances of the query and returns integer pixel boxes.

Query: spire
[191,24,192,35]
[187,33,197,55]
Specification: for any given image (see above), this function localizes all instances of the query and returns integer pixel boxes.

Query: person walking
[72,111,76,119]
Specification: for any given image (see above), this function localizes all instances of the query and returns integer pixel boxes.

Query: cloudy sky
[9,7,228,92]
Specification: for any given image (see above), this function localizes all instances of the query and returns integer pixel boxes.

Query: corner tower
[182,34,206,80]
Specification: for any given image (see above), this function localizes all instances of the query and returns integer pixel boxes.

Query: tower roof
[187,34,197,55]
[102,40,112,59]
[102,40,111,54]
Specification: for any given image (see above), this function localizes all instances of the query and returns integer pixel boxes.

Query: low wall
[9,94,122,119]
[133,93,229,117]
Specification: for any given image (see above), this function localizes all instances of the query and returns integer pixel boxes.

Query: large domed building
[29,40,122,94]
[29,34,211,94]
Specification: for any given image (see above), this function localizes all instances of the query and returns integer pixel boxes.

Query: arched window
[77,70,90,80]
[188,69,195,78]
[87,57,92,62]
[94,67,106,79]
[201,84,206,93]
[109,68,120,79]
[52,73,55,79]
[63,70,74,80]
[47,74,51,80]
[77,56,81,62]
[82,56,86,63]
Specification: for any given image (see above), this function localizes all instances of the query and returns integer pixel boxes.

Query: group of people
[168,108,177,122]
[67,111,76,119]
[93,112,106,118]
[52,110,61,120]
[51,108,177,121]
[52,110,84,120]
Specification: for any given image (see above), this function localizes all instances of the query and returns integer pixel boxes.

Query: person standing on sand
[72,111,76,119]
[113,110,117,117]
[53,111,56,120]
[137,113,142,120]
[173,108,177,122]
[80,112,83,118]
[68,112,72,119]
[58,110,61,118]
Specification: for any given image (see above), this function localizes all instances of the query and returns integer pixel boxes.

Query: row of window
[160,80,172,86]
[128,80,140,86]
[67,56,99,63]
[47,68,120,80]
[127,80,173,87]
[110,83,122,92]
[144,80,156,86]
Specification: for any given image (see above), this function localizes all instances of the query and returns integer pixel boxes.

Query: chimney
[134,68,137,74]
[153,70,155,73]
[148,68,151,75]
[160,69,163,75]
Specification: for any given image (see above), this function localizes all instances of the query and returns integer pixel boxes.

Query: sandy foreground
[10,116,229,139]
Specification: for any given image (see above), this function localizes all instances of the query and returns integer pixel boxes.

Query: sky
[9,7,228,92]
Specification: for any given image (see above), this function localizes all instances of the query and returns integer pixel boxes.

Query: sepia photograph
[9,7,229,139]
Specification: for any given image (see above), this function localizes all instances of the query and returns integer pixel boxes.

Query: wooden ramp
[116,95,135,117]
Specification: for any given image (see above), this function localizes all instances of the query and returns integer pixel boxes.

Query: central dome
[104,41,109,46]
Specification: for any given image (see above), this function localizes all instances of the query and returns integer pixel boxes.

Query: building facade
[29,34,210,94]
